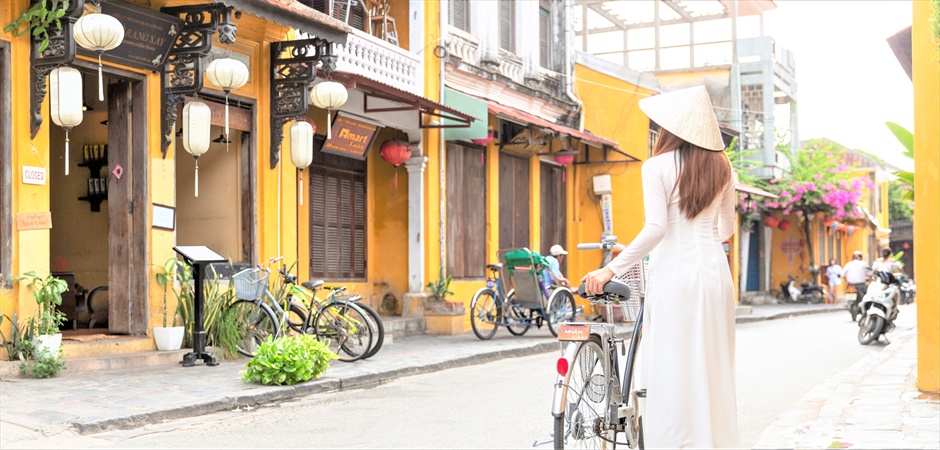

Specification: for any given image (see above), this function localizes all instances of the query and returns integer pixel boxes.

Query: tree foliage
[888,179,914,222]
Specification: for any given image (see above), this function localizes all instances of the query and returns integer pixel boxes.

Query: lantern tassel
[98,54,104,102]
[299,171,304,206]
[225,96,230,153]
[326,111,331,139]
[393,170,398,190]
[562,170,566,183]
[64,130,70,176]
[194,160,199,198]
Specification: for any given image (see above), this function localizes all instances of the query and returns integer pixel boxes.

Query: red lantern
[552,151,577,182]
[380,139,412,189]
[763,216,780,228]
[470,126,494,146]
[837,223,849,232]
[823,217,836,227]
[778,219,791,231]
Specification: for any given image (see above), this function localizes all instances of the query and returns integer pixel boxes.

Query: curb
[735,305,844,324]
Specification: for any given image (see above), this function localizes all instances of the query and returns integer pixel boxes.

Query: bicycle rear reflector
[557,357,569,376]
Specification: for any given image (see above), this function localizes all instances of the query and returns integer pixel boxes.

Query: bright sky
[763,0,914,171]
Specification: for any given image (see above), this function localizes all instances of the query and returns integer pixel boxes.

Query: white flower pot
[153,326,184,351]
[33,333,62,359]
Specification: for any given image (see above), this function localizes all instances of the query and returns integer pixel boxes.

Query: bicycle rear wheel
[546,289,576,337]
[313,302,373,362]
[354,301,385,359]
[470,288,500,340]
[287,300,309,335]
[225,299,278,357]
[555,336,608,450]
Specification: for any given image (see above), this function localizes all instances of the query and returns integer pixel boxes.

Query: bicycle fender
[552,341,581,417]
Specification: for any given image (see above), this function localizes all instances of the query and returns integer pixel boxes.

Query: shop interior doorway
[49,67,148,336]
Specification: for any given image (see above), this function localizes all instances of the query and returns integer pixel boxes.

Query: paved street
[3,304,932,449]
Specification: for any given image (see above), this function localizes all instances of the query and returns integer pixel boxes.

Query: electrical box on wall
[593,174,612,196]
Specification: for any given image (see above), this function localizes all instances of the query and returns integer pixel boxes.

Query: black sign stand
[173,246,227,367]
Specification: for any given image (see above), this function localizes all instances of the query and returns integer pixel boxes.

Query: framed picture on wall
[152,204,175,231]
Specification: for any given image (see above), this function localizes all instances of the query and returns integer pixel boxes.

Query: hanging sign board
[152,204,176,231]
[183,96,252,132]
[77,0,183,72]
[16,212,52,231]
[319,113,381,160]
[22,166,47,185]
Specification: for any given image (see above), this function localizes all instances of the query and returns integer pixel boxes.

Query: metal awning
[329,71,480,128]
[488,102,618,149]
[220,0,350,44]
[735,182,778,198]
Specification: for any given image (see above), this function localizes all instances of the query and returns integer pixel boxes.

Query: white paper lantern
[50,67,84,176]
[205,57,249,141]
[74,6,125,101]
[182,101,211,197]
[308,81,348,139]
[290,120,314,206]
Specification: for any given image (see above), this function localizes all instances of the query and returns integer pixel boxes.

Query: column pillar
[402,154,432,317]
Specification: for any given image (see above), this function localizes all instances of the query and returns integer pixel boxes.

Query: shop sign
[22,166,47,185]
[16,212,52,231]
[319,113,381,160]
[184,96,252,132]
[77,0,183,72]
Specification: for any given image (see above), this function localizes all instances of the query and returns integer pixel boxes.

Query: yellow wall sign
[16,212,52,231]
[320,113,381,160]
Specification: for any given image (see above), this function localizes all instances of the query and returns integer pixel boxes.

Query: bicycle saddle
[577,280,631,300]
[486,263,503,271]
[302,280,325,291]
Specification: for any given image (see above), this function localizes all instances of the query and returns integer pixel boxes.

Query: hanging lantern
[290,120,315,206]
[846,225,855,236]
[823,217,836,227]
[778,219,791,231]
[830,221,840,231]
[470,126,495,146]
[552,151,578,182]
[763,216,780,228]
[205,57,249,145]
[181,101,211,197]
[380,139,412,189]
[308,80,348,139]
[49,67,83,176]
[74,3,125,101]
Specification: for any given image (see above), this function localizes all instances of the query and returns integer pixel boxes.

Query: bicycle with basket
[470,247,578,340]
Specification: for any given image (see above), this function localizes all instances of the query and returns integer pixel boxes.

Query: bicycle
[279,265,384,360]
[548,239,648,450]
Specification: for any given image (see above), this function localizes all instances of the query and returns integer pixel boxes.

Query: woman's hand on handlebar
[581,266,615,296]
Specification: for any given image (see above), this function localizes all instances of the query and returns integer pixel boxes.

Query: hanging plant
[3,0,71,54]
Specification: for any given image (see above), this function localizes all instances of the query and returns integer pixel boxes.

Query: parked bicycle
[470,248,577,340]
[547,239,648,450]
[279,265,384,360]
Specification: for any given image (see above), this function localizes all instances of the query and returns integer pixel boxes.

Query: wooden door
[540,162,566,272]
[499,154,530,250]
[107,81,148,334]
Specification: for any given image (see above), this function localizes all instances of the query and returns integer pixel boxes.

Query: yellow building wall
[571,64,653,311]
[913,0,939,393]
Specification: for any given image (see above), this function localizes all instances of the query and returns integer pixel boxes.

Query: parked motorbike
[897,273,916,305]
[776,275,825,304]
[857,271,901,345]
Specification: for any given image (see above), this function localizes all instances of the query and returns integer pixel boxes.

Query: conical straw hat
[639,86,725,151]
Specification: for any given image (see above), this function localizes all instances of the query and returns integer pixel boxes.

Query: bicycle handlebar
[577,242,627,251]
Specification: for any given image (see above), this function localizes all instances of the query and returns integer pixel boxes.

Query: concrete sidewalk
[0,303,857,447]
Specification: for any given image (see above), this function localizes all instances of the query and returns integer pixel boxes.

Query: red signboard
[319,113,381,160]
[557,324,591,341]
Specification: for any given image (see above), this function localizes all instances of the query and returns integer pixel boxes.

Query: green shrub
[21,348,66,378]
[241,335,337,386]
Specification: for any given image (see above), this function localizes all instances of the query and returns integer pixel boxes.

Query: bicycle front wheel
[354,301,385,359]
[225,300,278,357]
[555,336,609,450]
[470,288,500,340]
[546,289,576,337]
[313,302,373,362]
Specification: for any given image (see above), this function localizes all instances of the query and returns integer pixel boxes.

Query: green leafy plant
[425,268,453,301]
[3,0,70,54]
[241,335,337,386]
[885,122,914,201]
[13,272,67,336]
[0,313,35,362]
[21,347,65,378]
[931,0,940,51]
[154,258,181,329]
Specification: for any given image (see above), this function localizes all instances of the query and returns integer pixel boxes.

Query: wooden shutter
[540,162,567,273]
[499,153,530,250]
[449,0,469,32]
[499,0,514,51]
[309,152,367,280]
[446,143,486,278]
[331,0,367,31]
[539,7,551,68]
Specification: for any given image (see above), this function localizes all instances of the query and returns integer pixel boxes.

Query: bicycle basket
[611,259,648,322]
[232,268,269,301]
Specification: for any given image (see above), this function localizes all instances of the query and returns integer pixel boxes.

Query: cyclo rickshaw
[470,248,578,340]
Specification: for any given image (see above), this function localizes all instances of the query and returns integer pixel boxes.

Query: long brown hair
[652,129,731,219]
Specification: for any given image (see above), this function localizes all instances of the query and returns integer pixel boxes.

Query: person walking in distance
[581,86,740,448]
[543,244,571,288]
[826,258,844,304]
[843,250,871,312]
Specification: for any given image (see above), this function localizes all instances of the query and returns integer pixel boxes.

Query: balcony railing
[335,28,421,95]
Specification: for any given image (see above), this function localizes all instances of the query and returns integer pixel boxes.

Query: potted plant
[153,258,185,351]
[424,268,465,335]
[3,0,73,54]
[13,272,67,358]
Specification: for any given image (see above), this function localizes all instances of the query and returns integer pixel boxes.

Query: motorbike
[857,271,901,345]
[846,284,864,322]
[776,275,825,304]
[897,273,916,305]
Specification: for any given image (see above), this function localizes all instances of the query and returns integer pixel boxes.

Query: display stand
[173,246,227,367]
